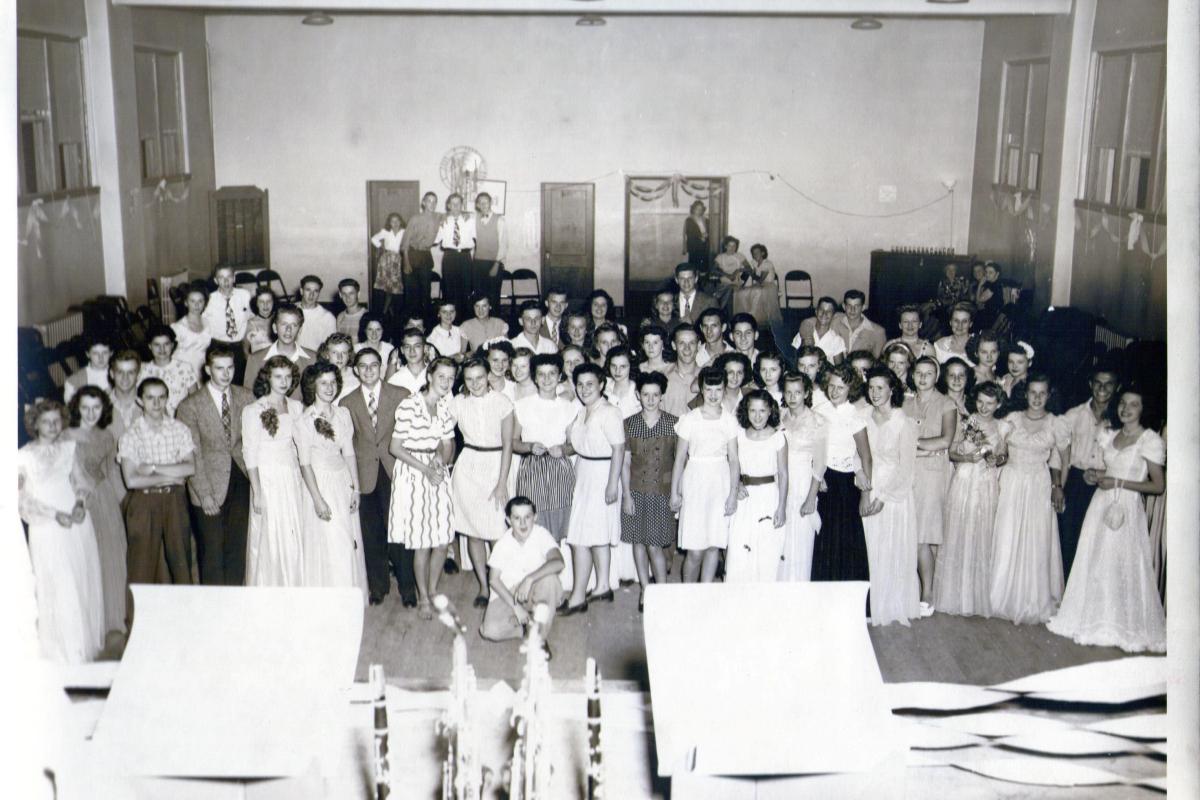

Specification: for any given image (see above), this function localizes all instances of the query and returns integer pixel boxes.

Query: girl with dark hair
[171,281,214,376]
[561,310,592,350]
[1000,340,1035,412]
[244,287,277,356]
[604,346,641,419]
[370,211,406,316]
[139,324,198,415]
[513,353,577,542]
[558,345,588,404]
[506,347,537,403]
[637,324,674,375]
[694,351,751,414]
[1048,386,1166,652]
[712,235,751,308]
[242,356,306,586]
[561,363,626,614]
[620,371,678,610]
[861,367,920,626]
[450,358,517,606]
[65,386,126,635]
[934,381,1009,617]
[881,342,915,394]
[989,374,1068,623]
[356,312,395,365]
[754,351,786,404]
[937,356,975,415]
[795,345,833,414]
[294,362,367,604]
[811,363,874,584]
[484,340,516,397]
[671,367,741,583]
[779,372,827,581]
[587,290,627,336]
[725,390,788,583]
[389,357,459,620]
[903,356,960,615]
[18,399,104,662]
[590,322,626,367]
[971,331,1002,385]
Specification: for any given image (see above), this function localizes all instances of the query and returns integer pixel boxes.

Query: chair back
[256,269,288,297]
[783,269,814,309]
[510,268,542,306]
[429,272,442,300]
[234,271,259,287]
[496,268,516,311]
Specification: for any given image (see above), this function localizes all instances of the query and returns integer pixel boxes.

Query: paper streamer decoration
[1084,713,1168,741]
[993,655,1167,697]
[1000,730,1151,757]
[885,682,1015,712]
[947,758,1129,788]
[923,710,1073,739]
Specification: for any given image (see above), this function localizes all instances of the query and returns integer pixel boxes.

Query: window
[134,49,186,181]
[17,33,92,197]
[995,59,1049,193]
[1082,47,1165,212]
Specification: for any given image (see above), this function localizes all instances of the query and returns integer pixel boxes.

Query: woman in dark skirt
[683,200,710,270]
[621,371,678,611]
[811,362,875,582]
[512,353,578,541]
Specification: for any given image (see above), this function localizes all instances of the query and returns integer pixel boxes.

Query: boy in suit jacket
[340,347,417,606]
[176,342,253,585]
[243,303,316,397]
[674,262,718,325]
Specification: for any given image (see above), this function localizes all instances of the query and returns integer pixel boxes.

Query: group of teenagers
[18,259,1166,664]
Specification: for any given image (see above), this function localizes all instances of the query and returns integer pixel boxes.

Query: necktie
[452,217,461,248]
[225,295,237,339]
[367,388,378,429]
[221,390,231,443]
[683,295,692,318]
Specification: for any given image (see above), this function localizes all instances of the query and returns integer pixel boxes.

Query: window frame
[1076,44,1167,219]
[133,45,190,186]
[17,29,97,203]
[993,56,1050,195]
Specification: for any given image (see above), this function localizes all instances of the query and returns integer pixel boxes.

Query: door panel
[366,180,421,289]
[541,183,594,302]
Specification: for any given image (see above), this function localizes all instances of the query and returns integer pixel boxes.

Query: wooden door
[541,183,595,302]
[366,180,421,289]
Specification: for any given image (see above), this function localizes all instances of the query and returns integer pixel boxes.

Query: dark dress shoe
[557,600,588,616]
[473,594,488,609]
[588,589,615,603]
[443,558,460,575]
[638,598,644,613]
[402,596,418,609]
[369,594,384,606]
[542,641,552,661]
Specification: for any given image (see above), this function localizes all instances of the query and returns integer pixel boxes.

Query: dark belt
[462,443,501,452]
[137,485,179,495]
[740,475,774,486]
[409,447,437,454]
[441,247,472,253]
[577,454,611,461]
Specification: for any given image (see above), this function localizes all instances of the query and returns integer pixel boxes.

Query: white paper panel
[644,582,903,778]
[885,682,1015,711]
[1084,713,1168,741]
[924,711,1072,739]
[1000,730,1150,756]
[900,720,989,750]
[90,586,364,778]
[948,756,1127,787]
[57,659,120,691]
[993,656,1167,694]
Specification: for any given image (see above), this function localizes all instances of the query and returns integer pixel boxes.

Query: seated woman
[974,262,1005,331]
[732,243,782,327]
[711,235,752,309]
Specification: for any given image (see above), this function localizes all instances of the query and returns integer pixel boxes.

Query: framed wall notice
[472,179,507,214]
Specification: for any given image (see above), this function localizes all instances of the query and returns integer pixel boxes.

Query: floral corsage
[315,416,336,441]
[260,407,279,437]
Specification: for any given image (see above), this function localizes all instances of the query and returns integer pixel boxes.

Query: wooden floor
[354,565,1131,688]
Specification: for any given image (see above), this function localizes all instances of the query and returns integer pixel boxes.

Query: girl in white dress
[779,373,826,581]
[17,400,104,663]
[604,346,642,588]
[243,356,306,586]
[295,363,368,605]
[514,354,578,542]
[355,313,395,366]
[558,345,587,405]
[170,282,214,378]
[725,391,788,582]
[671,367,741,583]
[861,368,921,626]
[1048,388,1166,652]
[561,363,626,614]
[450,358,516,606]
[507,348,538,403]
[485,341,515,398]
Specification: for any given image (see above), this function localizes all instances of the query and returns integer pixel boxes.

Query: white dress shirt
[387,364,428,394]
[296,304,338,353]
[510,331,559,355]
[202,288,253,342]
[434,214,477,250]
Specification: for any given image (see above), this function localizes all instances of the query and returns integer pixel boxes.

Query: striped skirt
[516,453,575,532]
[388,451,453,549]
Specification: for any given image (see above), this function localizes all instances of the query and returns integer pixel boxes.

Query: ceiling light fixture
[302,11,334,26]
[850,17,883,30]
[576,15,606,27]
[927,1,970,5]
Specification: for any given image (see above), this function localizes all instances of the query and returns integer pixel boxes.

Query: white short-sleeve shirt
[487,524,564,597]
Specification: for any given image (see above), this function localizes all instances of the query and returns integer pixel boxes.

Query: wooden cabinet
[868,249,974,337]
[210,185,269,270]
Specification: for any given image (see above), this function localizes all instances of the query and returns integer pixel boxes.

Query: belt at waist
[407,447,438,454]
[741,474,774,486]
[136,485,179,495]
[441,246,472,253]
[916,450,948,458]
[577,453,611,462]
[462,443,502,453]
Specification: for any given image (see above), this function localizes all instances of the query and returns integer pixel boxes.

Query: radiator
[1094,321,1133,351]
[158,269,191,323]
[33,310,85,349]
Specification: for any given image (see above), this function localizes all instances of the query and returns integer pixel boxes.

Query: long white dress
[675,409,741,550]
[989,413,1067,624]
[605,382,642,587]
[242,397,307,586]
[779,410,826,581]
[725,430,787,582]
[862,410,921,627]
[450,391,516,542]
[294,405,368,604]
[565,401,625,548]
[1047,429,1167,652]
[17,441,105,663]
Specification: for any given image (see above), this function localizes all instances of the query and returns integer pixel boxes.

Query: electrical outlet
[878,185,897,203]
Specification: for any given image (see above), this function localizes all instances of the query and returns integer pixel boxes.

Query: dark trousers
[1058,466,1097,580]
[125,485,193,587]
[191,463,250,586]
[404,248,434,319]
[440,248,473,312]
[212,338,248,385]
[472,258,501,308]
[360,464,414,600]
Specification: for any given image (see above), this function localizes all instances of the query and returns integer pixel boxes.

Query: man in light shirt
[434,193,476,310]
[63,335,113,403]
[472,192,507,308]
[541,288,569,344]
[108,349,144,441]
[296,274,338,353]
[387,328,430,394]
[401,191,442,317]
[729,313,762,366]
[243,303,316,396]
[831,289,886,358]
[336,278,367,343]
[792,296,847,365]
[1055,367,1120,580]
[202,265,253,383]
[510,300,559,354]
[695,307,732,367]
[481,496,564,655]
